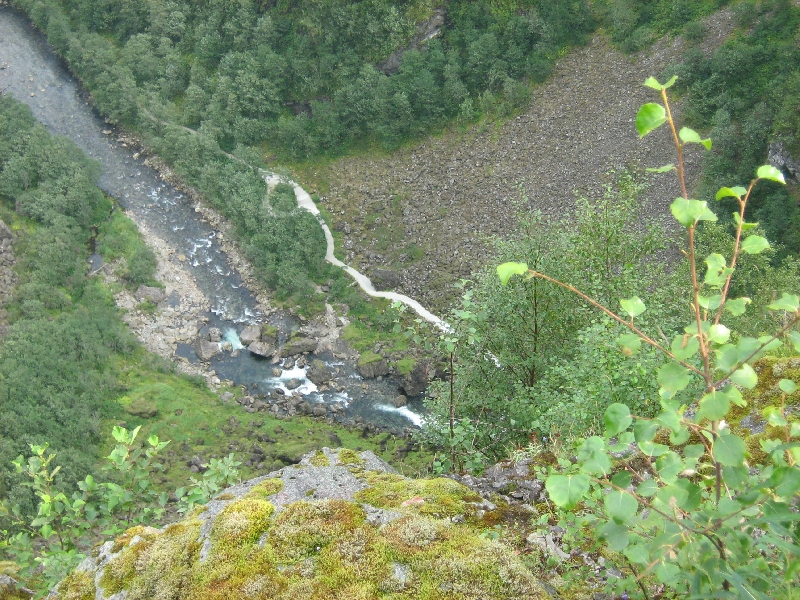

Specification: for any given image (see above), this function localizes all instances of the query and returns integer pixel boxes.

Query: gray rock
[207,327,222,342]
[357,358,390,379]
[371,267,402,289]
[769,141,800,182]
[393,394,408,408]
[286,378,302,390]
[0,220,13,241]
[312,404,327,417]
[195,339,220,361]
[282,336,317,356]
[239,324,262,346]
[248,341,275,358]
[306,359,332,385]
[134,285,167,303]
[261,324,279,345]
[400,362,429,396]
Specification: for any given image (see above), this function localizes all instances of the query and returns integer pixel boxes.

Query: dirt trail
[317,13,735,311]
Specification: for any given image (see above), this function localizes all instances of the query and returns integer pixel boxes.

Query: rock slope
[319,13,735,311]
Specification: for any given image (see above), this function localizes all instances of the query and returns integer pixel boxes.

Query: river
[0,5,425,430]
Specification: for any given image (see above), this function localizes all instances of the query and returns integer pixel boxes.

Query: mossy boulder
[49,449,550,600]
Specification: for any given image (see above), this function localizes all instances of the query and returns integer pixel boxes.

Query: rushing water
[0,6,424,430]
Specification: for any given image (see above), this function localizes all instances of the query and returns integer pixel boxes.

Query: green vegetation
[496,77,800,598]
[96,209,159,288]
[666,0,800,258]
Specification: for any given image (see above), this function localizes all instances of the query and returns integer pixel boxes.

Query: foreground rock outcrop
[49,449,551,600]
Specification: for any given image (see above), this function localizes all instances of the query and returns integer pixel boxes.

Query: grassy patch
[107,352,434,492]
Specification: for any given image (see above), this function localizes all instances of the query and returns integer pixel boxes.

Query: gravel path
[319,14,735,311]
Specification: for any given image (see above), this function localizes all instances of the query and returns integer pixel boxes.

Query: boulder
[400,361,430,396]
[261,324,279,345]
[50,449,551,600]
[371,267,402,290]
[248,341,275,358]
[207,327,222,342]
[195,339,220,361]
[393,394,408,408]
[134,285,166,303]
[124,399,158,419]
[306,359,332,385]
[239,324,262,346]
[281,336,317,356]
[357,351,390,378]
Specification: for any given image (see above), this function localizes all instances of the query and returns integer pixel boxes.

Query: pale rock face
[48,449,550,600]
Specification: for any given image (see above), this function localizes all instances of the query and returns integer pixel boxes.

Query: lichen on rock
[49,448,550,600]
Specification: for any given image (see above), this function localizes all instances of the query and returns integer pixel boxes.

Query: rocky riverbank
[0,220,17,339]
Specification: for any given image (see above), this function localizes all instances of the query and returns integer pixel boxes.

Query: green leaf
[658,362,692,393]
[646,164,675,173]
[756,164,786,184]
[730,364,757,389]
[704,253,733,288]
[637,479,658,497]
[670,198,718,227]
[698,294,722,310]
[656,451,683,484]
[604,403,633,436]
[714,433,746,466]
[643,76,663,90]
[763,406,788,427]
[707,324,730,345]
[545,474,590,510]
[620,296,646,318]
[611,471,632,489]
[634,419,659,444]
[772,466,800,497]
[636,103,667,137]
[617,333,642,356]
[732,211,759,231]
[741,235,770,255]
[678,127,711,149]
[696,390,730,422]
[779,379,797,394]
[624,542,650,565]
[789,331,800,353]
[725,297,751,316]
[670,334,699,360]
[599,521,630,551]
[767,293,799,312]
[605,490,638,524]
[497,262,528,285]
[662,75,678,89]
[791,423,800,438]
[716,186,747,200]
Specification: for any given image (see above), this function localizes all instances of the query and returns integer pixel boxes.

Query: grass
[104,351,434,494]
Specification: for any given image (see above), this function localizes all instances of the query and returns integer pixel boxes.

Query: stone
[312,404,327,417]
[195,339,221,361]
[306,359,332,386]
[124,399,158,418]
[357,358,390,379]
[248,341,275,358]
[260,323,279,345]
[134,285,167,303]
[393,394,408,408]
[239,324,262,346]
[0,220,13,241]
[208,327,222,342]
[371,267,402,289]
[281,336,317,356]
[286,379,302,390]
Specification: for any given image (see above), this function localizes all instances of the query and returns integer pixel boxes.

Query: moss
[100,520,202,599]
[214,493,235,501]
[354,472,481,518]
[211,498,275,547]
[261,324,278,340]
[357,351,383,367]
[55,570,96,600]
[246,478,284,499]
[270,499,367,562]
[337,448,366,466]
[395,358,416,376]
[309,450,330,466]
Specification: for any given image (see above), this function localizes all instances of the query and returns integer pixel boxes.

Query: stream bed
[0,5,424,430]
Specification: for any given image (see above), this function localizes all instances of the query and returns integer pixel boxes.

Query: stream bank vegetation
[0,95,433,594]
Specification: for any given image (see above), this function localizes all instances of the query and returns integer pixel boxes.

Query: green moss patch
[354,473,482,518]
[357,350,383,367]
[55,570,96,600]
[211,498,275,547]
[246,478,284,500]
[337,448,366,467]
[309,450,330,466]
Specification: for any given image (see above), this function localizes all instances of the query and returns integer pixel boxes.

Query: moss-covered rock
[48,449,550,600]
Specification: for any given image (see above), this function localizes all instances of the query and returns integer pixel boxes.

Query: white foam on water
[375,404,424,427]
[271,366,318,395]
[222,328,244,350]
